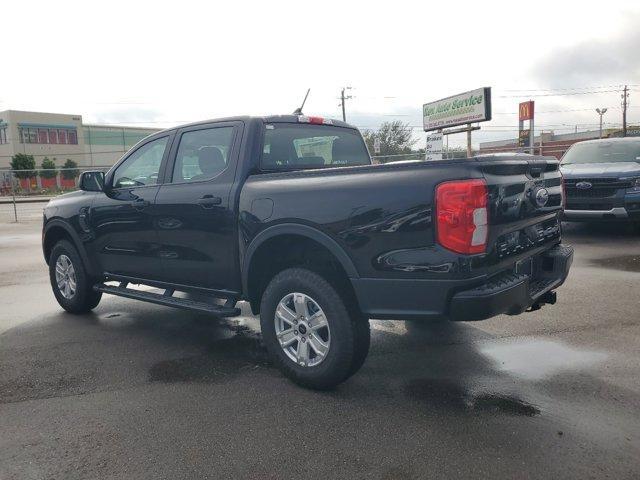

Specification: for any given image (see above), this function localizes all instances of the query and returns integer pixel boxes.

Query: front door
[154,123,242,291]
[89,135,172,280]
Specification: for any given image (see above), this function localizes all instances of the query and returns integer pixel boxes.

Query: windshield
[561,140,640,165]
[261,124,371,170]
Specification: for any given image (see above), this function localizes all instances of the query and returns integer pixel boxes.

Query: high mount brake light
[435,179,489,255]
[297,116,333,125]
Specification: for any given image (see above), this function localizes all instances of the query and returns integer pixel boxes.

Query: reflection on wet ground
[590,255,640,272]
[148,334,271,384]
[480,338,607,380]
[405,378,541,416]
[0,305,614,417]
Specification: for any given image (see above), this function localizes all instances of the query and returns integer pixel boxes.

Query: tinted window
[562,140,640,165]
[172,127,234,183]
[261,124,370,170]
[113,136,168,188]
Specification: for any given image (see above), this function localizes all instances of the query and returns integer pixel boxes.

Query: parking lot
[1,203,639,479]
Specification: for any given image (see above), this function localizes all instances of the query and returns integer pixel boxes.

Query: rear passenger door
[153,122,243,291]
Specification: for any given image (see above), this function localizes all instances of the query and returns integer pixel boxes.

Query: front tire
[260,268,369,390]
[49,240,102,314]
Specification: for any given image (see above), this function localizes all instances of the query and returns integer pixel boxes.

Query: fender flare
[241,223,359,296]
[43,219,99,277]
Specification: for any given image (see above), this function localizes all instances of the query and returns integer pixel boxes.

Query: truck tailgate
[477,155,564,270]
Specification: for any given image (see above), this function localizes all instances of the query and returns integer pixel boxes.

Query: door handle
[131,199,150,210]
[197,195,222,208]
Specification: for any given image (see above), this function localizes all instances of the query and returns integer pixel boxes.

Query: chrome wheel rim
[274,292,330,367]
[55,254,77,299]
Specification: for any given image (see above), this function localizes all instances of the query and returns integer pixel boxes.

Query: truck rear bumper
[352,244,573,322]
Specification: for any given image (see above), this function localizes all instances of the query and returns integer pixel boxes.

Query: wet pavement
[1,216,639,479]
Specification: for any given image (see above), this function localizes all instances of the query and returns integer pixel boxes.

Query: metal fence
[1,167,111,222]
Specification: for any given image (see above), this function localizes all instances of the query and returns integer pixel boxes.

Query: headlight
[621,176,640,188]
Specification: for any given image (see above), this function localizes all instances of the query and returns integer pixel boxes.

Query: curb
[0,197,52,205]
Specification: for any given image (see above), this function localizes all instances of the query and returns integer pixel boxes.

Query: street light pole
[596,108,608,139]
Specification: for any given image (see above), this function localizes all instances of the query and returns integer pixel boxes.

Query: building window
[17,126,77,145]
[0,127,7,144]
[38,129,48,144]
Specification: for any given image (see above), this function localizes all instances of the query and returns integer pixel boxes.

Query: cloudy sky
[2,0,639,148]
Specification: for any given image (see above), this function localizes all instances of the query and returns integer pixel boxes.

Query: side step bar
[93,283,241,317]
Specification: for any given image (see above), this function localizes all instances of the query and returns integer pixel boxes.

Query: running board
[93,283,240,317]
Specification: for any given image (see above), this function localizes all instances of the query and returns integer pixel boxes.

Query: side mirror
[79,171,105,192]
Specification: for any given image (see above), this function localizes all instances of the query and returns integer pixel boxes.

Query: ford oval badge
[534,187,549,207]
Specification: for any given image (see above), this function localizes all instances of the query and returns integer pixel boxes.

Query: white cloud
[2,0,639,148]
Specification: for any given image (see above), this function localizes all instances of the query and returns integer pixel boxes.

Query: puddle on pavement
[479,339,607,381]
[405,378,540,416]
[148,332,272,384]
[590,255,640,272]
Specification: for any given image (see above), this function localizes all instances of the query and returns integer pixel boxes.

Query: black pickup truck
[42,114,573,389]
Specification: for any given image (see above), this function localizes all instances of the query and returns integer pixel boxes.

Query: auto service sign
[423,87,492,131]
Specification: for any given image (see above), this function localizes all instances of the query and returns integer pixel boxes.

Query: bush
[10,153,36,179]
[40,157,57,179]
[62,159,79,180]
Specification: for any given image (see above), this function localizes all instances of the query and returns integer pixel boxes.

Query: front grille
[565,187,617,198]
[565,177,632,188]
[564,177,630,200]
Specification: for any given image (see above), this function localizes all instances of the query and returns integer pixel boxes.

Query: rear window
[562,140,640,165]
[261,124,370,170]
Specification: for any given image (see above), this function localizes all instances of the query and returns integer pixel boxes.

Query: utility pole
[339,87,352,122]
[622,85,629,137]
[596,108,608,138]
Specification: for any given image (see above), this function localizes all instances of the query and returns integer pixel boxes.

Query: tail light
[435,179,488,254]
[297,116,333,125]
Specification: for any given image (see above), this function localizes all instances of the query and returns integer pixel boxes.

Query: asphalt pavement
[1,208,639,479]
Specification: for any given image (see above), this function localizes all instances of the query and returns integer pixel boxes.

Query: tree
[62,159,79,180]
[40,157,57,179]
[10,153,36,179]
[362,121,417,159]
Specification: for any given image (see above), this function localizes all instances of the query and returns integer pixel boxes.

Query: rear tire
[260,268,370,390]
[49,240,102,314]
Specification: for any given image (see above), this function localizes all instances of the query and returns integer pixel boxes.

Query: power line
[503,84,629,92]
[499,89,623,98]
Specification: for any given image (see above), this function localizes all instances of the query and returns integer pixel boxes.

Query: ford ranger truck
[42,115,573,389]
[561,137,640,223]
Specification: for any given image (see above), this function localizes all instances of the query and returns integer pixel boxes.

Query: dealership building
[0,110,161,170]
[478,126,640,159]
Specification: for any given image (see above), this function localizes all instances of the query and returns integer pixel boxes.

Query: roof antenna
[293,88,310,115]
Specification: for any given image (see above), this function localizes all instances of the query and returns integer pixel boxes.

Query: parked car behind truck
[561,137,640,222]
[42,114,573,389]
